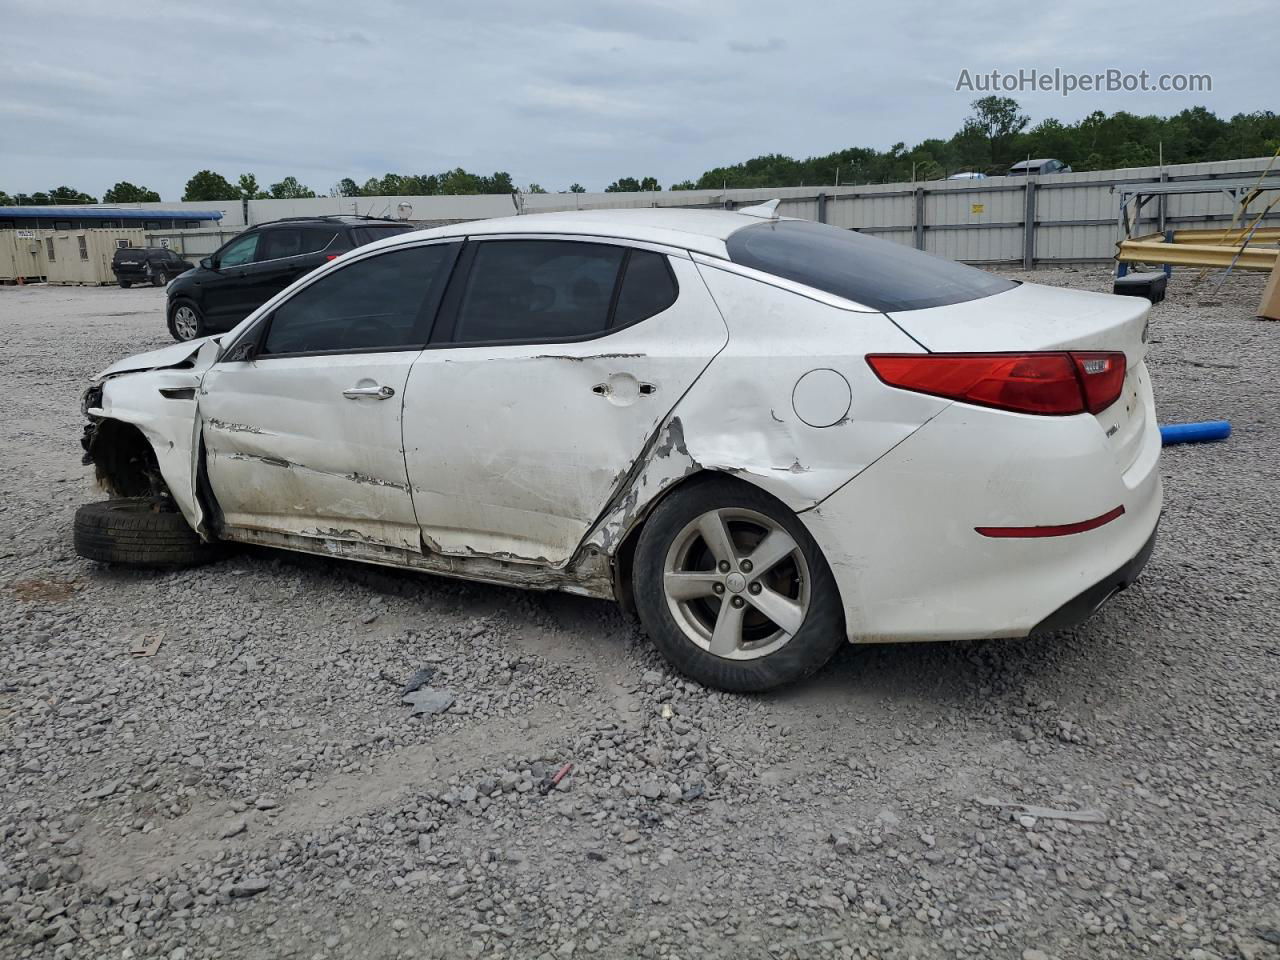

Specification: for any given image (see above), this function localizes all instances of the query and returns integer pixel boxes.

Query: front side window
[725,219,1016,312]
[218,233,259,268]
[452,240,625,344]
[262,244,457,355]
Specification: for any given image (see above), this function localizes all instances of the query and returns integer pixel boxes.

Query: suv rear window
[351,224,415,246]
[725,220,1016,312]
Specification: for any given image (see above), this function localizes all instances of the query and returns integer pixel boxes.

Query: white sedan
[76,206,1161,692]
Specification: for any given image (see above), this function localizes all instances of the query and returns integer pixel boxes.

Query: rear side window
[613,250,678,328]
[725,220,1016,312]
[452,240,625,343]
[262,243,457,356]
[351,224,415,246]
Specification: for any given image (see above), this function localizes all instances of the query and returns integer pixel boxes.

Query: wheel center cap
[725,572,747,594]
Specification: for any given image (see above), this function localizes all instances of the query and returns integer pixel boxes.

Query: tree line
[3,100,1277,206]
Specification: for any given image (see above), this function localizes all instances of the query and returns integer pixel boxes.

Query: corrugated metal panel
[928,226,1022,262]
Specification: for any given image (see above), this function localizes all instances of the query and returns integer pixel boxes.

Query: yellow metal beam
[1116,238,1279,271]
[1169,227,1280,245]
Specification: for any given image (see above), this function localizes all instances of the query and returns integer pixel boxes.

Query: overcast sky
[2,0,1273,199]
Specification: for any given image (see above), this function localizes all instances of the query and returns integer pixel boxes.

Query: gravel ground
[1,269,1277,960]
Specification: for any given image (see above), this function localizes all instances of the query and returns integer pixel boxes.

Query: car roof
[1009,158,1058,169]
[256,216,408,229]
[373,208,761,258]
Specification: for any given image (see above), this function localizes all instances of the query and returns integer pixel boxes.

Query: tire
[118,279,132,289]
[168,300,204,342]
[632,478,846,693]
[149,267,166,287]
[74,499,222,569]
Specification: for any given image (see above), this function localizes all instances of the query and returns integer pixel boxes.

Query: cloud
[728,37,786,54]
[1,0,1271,197]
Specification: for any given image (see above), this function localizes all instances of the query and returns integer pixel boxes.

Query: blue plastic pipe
[1159,420,1231,445]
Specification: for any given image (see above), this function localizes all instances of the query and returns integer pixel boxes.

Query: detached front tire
[633,478,846,693]
[74,499,221,569]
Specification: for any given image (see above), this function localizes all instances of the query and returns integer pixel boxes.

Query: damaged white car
[76,207,1162,692]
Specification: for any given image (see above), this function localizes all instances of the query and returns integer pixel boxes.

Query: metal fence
[18,156,1272,278]
[227,156,1279,267]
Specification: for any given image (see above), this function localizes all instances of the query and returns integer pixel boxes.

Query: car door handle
[342,384,395,400]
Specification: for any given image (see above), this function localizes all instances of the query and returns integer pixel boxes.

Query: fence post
[1022,180,1037,269]
[816,192,827,224]
[914,187,925,250]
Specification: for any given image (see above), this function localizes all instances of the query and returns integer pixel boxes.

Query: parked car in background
[78,207,1161,693]
[165,216,415,341]
[946,171,988,180]
[1008,158,1073,176]
[112,247,193,288]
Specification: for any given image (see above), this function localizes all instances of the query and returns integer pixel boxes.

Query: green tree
[182,170,238,202]
[237,173,269,200]
[961,96,1029,166]
[605,176,661,192]
[334,177,360,197]
[46,185,98,204]
[268,176,316,199]
[669,180,697,191]
[568,183,586,193]
[103,181,161,203]
[0,191,11,205]
[526,183,548,194]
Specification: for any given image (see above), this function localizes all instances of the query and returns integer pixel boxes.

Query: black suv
[165,216,416,341]
[113,247,193,288]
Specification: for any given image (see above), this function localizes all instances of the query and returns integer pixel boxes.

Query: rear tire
[149,267,166,287]
[168,300,204,342]
[632,478,846,692]
[74,499,222,569]
[118,279,131,289]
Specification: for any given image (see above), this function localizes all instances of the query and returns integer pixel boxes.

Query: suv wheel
[149,265,166,287]
[168,301,204,342]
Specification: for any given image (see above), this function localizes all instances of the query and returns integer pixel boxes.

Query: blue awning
[0,207,224,221]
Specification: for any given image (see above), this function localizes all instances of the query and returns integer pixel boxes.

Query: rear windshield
[725,219,1016,312]
[350,224,415,246]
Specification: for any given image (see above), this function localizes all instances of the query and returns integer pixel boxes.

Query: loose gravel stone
[1,274,1277,958]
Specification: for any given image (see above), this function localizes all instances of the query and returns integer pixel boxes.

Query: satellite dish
[396,201,414,220]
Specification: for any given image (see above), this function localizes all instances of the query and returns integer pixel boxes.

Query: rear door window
[450,240,625,344]
[261,243,459,356]
[257,229,305,261]
[724,219,1016,312]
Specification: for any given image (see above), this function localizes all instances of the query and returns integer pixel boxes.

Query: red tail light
[324,254,340,261]
[866,352,1126,417]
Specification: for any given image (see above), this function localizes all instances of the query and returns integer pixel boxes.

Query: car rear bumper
[800,390,1162,643]
[1030,519,1158,634]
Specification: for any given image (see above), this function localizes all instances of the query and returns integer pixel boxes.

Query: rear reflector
[976,505,1126,538]
[866,351,1126,417]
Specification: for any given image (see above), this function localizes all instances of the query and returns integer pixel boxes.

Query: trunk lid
[886,282,1152,470]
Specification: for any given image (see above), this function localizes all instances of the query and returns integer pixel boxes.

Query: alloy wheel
[662,507,810,660]
[173,306,199,340]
